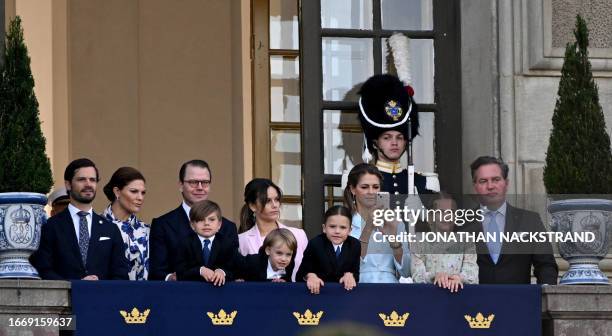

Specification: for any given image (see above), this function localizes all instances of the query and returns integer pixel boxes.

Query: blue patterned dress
[103,205,150,280]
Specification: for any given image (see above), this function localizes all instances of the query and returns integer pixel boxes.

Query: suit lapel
[338,239,352,268]
[503,205,519,234]
[246,225,261,253]
[209,234,222,266]
[323,237,338,270]
[258,253,268,281]
[86,213,103,267]
[191,234,204,265]
[59,209,85,267]
[89,213,102,243]
[169,206,191,237]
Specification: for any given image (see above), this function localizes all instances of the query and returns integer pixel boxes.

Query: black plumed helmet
[358,74,419,161]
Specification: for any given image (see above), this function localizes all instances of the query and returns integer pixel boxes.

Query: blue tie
[485,211,502,264]
[77,211,89,266]
[335,246,341,260]
[202,239,211,266]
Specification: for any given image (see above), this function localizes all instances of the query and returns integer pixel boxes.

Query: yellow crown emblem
[119,308,150,324]
[207,309,237,326]
[464,313,495,329]
[378,311,409,327]
[292,309,324,326]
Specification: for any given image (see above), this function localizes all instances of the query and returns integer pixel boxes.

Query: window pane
[270,56,300,122]
[381,0,433,30]
[323,110,363,174]
[271,130,301,196]
[324,186,347,212]
[270,0,299,49]
[324,186,347,199]
[382,38,434,104]
[321,0,373,29]
[322,38,374,101]
[412,112,435,173]
[280,203,302,229]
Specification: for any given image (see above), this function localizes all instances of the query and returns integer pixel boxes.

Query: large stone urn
[548,198,612,285]
[0,192,47,278]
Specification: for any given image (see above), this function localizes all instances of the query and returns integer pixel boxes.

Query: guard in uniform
[357,73,439,207]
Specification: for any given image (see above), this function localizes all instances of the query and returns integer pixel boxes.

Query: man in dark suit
[149,160,238,281]
[31,158,128,280]
[468,156,558,284]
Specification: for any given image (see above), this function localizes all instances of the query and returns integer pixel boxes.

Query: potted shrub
[543,15,612,285]
[0,17,53,278]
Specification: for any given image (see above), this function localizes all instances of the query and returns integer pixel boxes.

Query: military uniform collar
[375,160,404,174]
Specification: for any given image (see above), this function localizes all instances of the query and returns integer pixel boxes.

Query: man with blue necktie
[31,158,129,280]
[148,159,238,281]
[469,156,557,285]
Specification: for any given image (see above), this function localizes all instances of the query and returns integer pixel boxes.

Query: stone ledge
[0,280,70,314]
[0,280,71,290]
[542,285,612,319]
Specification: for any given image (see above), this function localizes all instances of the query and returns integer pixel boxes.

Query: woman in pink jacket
[238,178,308,281]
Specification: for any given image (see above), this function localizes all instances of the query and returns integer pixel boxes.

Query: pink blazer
[238,222,308,281]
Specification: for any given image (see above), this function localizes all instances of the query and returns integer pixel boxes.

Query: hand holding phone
[376,192,390,210]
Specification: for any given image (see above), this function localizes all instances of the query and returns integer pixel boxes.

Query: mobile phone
[376,192,390,209]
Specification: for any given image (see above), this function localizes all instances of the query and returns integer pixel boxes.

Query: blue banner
[71,281,541,336]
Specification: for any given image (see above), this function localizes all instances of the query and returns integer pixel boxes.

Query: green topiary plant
[0,16,53,194]
[543,15,612,195]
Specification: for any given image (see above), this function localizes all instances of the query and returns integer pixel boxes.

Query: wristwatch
[389,242,402,249]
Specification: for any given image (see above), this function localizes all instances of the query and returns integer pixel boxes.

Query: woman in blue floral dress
[103,167,149,280]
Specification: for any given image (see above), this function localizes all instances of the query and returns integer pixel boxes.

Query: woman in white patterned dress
[102,167,149,281]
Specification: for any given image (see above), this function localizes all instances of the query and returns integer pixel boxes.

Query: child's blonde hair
[262,228,297,254]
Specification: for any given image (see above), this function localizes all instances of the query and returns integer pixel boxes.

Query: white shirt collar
[266,259,286,280]
[68,203,93,217]
[480,201,507,216]
[333,243,343,251]
[198,234,215,248]
[68,203,93,240]
[182,201,191,220]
